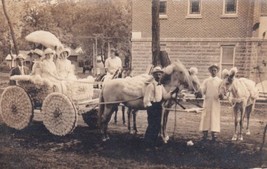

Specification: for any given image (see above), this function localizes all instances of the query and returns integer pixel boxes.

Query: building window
[186,0,202,19]
[189,0,201,14]
[159,0,167,19]
[159,0,167,15]
[223,0,238,15]
[220,45,235,74]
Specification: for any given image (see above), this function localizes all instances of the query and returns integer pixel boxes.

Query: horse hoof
[246,130,251,135]
[231,135,238,141]
[163,135,170,144]
[102,136,110,142]
[239,136,243,141]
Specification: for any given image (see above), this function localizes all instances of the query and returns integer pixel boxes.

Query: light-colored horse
[219,67,259,141]
[98,60,202,141]
[161,67,202,143]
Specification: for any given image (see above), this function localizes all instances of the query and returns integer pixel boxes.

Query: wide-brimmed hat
[208,64,220,71]
[32,49,43,57]
[60,48,71,57]
[44,48,55,55]
[152,66,164,74]
[15,54,25,60]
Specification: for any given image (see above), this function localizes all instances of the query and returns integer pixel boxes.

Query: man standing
[143,66,176,148]
[199,64,222,142]
[9,54,30,85]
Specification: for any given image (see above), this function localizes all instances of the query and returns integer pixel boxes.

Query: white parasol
[25,30,63,50]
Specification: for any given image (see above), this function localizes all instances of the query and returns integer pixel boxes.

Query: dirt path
[0,103,266,169]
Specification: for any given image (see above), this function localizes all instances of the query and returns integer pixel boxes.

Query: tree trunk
[2,0,19,56]
[152,0,160,66]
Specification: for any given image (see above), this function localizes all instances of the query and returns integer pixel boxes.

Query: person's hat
[152,66,164,74]
[44,48,55,55]
[208,64,220,71]
[110,48,116,52]
[60,48,71,57]
[16,54,25,60]
[32,49,43,57]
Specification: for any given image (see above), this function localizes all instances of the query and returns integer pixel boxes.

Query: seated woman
[31,49,43,75]
[40,48,66,93]
[30,49,44,85]
[55,48,77,80]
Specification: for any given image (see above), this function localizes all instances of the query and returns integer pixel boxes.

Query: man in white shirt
[143,66,177,148]
[104,48,122,80]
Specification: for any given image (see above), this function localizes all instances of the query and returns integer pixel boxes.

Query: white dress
[31,61,43,85]
[55,59,76,80]
[199,76,222,132]
[40,58,66,93]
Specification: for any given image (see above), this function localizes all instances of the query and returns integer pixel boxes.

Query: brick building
[131,0,267,82]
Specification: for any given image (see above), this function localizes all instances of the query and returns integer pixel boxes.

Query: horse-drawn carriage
[0,76,100,136]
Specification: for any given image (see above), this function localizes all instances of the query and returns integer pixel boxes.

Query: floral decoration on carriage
[0,30,98,136]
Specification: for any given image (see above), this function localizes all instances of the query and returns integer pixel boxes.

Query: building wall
[132,0,254,38]
[132,37,267,83]
[131,0,267,83]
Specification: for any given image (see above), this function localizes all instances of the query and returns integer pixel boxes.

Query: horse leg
[232,110,238,141]
[113,106,118,124]
[127,108,132,134]
[245,104,252,135]
[122,106,126,125]
[161,109,170,143]
[101,104,117,141]
[132,109,138,134]
[239,106,245,141]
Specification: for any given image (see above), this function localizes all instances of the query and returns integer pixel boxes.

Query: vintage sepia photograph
[0,0,266,168]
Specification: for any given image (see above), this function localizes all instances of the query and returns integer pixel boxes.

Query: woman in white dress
[40,48,66,92]
[31,49,43,76]
[30,49,44,85]
[55,48,76,80]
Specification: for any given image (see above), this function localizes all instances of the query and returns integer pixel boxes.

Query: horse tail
[98,89,105,127]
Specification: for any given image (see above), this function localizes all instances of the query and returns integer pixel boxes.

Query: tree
[152,0,160,66]
[1,0,19,55]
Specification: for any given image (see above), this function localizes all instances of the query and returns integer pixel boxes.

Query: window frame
[220,45,236,77]
[186,0,202,19]
[222,0,238,18]
[159,0,168,19]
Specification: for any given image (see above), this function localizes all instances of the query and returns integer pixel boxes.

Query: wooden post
[152,0,160,66]
[94,36,98,75]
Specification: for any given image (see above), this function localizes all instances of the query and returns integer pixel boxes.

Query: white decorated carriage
[0,30,100,136]
[0,74,100,136]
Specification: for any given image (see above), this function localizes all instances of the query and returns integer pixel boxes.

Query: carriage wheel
[42,93,78,136]
[82,108,98,129]
[0,86,33,130]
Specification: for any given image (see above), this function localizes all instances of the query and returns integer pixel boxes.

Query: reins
[98,96,143,105]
